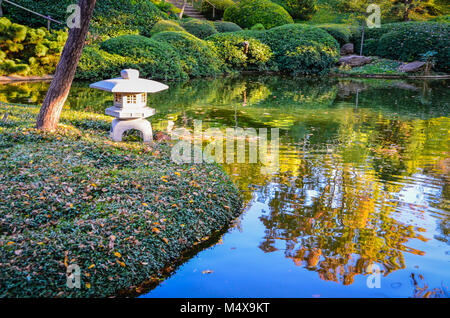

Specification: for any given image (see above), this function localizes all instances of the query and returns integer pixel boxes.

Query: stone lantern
[89,69,169,142]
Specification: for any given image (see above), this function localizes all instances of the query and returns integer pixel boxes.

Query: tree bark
[36,0,97,131]
[179,0,187,19]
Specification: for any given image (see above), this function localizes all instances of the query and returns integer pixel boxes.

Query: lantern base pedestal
[110,118,153,143]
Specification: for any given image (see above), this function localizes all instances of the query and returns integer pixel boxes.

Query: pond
[1,76,449,298]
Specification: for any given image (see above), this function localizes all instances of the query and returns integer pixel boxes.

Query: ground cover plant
[0,102,242,297]
[333,57,404,76]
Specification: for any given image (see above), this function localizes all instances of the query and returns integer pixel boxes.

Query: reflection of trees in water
[227,112,449,286]
[257,156,429,285]
[410,273,449,298]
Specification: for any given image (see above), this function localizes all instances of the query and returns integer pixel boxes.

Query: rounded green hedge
[354,22,449,73]
[201,0,235,20]
[316,24,352,45]
[151,31,222,77]
[251,23,265,31]
[148,20,186,37]
[181,19,217,39]
[206,32,273,71]
[223,0,294,30]
[4,0,167,38]
[272,0,317,20]
[254,24,339,75]
[213,21,243,33]
[99,35,186,80]
[76,46,128,81]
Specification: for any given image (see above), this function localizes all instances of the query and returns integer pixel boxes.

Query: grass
[333,57,405,76]
[0,103,243,297]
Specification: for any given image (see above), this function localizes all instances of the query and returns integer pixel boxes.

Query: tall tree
[36,0,96,131]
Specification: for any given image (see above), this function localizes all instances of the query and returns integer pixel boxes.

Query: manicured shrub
[181,19,217,39]
[4,0,167,38]
[254,24,339,75]
[251,23,265,31]
[0,17,67,76]
[76,46,128,81]
[99,34,187,80]
[206,32,273,71]
[273,0,317,20]
[148,20,186,37]
[354,22,450,72]
[213,21,243,33]
[200,0,235,20]
[316,24,352,45]
[223,0,294,29]
[151,31,222,77]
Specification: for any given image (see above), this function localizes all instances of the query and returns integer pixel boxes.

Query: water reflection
[0,76,448,297]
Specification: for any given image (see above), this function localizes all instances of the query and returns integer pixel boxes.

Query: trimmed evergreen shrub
[253,24,340,75]
[213,21,243,33]
[99,35,186,80]
[223,0,294,29]
[354,22,449,72]
[148,20,186,37]
[0,17,67,76]
[206,32,273,71]
[180,19,217,39]
[4,0,167,38]
[76,46,129,81]
[251,23,265,31]
[151,31,222,77]
[316,24,352,45]
[200,0,235,20]
[273,0,317,20]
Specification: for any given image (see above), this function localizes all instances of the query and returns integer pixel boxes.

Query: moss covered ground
[0,103,242,297]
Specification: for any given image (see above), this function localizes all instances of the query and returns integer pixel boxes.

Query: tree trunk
[403,0,411,21]
[36,0,97,131]
[179,0,187,19]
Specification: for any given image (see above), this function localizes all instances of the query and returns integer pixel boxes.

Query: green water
[1,76,449,297]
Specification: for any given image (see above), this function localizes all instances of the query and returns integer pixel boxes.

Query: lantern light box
[89,69,169,142]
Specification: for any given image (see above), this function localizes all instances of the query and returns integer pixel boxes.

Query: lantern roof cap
[89,69,169,93]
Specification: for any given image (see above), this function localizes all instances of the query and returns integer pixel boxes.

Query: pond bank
[0,75,54,83]
[331,73,450,79]
[0,103,243,297]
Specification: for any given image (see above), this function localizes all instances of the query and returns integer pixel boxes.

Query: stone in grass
[397,61,426,73]
[338,55,372,67]
[340,43,354,56]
